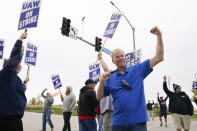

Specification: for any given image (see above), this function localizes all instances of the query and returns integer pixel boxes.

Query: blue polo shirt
[104,59,153,125]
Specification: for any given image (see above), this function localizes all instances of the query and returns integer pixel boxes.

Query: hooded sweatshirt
[78,86,98,116]
[163,82,193,116]
[41,90,54,111]
[62,87,76,112]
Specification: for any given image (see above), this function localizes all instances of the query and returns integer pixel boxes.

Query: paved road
[23,112,197,131]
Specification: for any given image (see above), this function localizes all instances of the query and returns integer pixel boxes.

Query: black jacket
[194,98,197,105]
[146,102,154,110]
[78,86,98,116]
[163,82,193,116]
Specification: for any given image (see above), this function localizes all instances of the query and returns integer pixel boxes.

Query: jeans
[147,110,154,120]
[42,110,54,131]
[112,122,147,131]
[97,115,103,131]
[62,112,72,131]
[78,118,97,131]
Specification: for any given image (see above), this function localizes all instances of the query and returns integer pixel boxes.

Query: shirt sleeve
[104,79,110,97]
[6,40,23,72]
[137,59,153,79]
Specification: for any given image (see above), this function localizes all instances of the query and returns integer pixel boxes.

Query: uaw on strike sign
[193,81,197,90]
[0,40,4,59]
[25,42,37,66]
[89,63,100,83]
[103,12,123,39]
[18,0,41,30]
[51,74,62,90]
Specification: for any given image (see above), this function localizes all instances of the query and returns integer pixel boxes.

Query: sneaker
[51,127,54,131]
[160,123,163,127]
[165,124,167,127]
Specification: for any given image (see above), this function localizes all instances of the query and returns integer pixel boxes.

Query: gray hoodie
[41,90,54,111]
[62,87,76,112]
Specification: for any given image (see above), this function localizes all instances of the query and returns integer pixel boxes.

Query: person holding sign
[40,88,54,131]
[0,32,30,131]
[60,86,76,131]
[97,26,164,131]
[163,76,193,131]
[97,52,114,131]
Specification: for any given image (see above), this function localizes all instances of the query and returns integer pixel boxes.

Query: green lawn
[26,109,78,116]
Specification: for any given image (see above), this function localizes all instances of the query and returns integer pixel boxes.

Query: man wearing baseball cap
[163,76,193,131]
[78,79,98,131]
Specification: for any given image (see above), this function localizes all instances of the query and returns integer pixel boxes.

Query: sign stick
[27,64,30,77]
[58,88,62,95]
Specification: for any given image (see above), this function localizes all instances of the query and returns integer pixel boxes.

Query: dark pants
[62,112,72,131]
[0,115,23,131]
[78,118,97,131]
[112,122,147,131]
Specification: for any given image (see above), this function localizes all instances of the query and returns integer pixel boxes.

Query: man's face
[88,83,95,89]
[112,50,126,68]
[175,87,181,93]
[65,87,71,95]
[160,97,163,101]
[47,93,51,97]
[16,64,22,74]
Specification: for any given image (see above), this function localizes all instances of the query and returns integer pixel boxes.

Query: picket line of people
[0,26,196,131]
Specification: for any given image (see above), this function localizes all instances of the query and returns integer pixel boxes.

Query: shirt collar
[115,67,129,76]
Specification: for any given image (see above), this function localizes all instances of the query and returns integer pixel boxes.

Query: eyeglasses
[121,79,132,91]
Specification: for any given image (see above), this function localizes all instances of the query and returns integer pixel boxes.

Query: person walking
[157,92,168,127]
[40,88,54,131]
[146,100,154,121]
[163,76,193,131]
[60,86,76,131]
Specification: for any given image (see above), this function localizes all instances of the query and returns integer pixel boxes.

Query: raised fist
[150,26,161,36]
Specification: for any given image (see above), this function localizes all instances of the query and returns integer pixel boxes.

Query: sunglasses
[121,79,132,91]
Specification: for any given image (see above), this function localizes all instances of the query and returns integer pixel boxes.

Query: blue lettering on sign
[23,0,40,10]
[111,14,122,21]
[0,41,4,46]
[27,43,37,51]
[89,63,100,71]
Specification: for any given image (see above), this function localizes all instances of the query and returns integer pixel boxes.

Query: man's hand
[100,72,111,82]
[44,88,48,91]
[163,75,167,82]
[24,76,30,83]
[19,32,28,40]
[157,92,159,97]
[150,26,162,36]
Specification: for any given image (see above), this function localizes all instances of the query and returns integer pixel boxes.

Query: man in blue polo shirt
[97,26,164,131]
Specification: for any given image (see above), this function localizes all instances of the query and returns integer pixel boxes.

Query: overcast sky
[0,0,197,107]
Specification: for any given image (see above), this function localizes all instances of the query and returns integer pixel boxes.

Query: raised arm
[163,76,173,96]
[41,88,47,99]
[157,92,160,103]
[97,52,109,72]
[97,72,111,100]
[60,93,64,102]
[6,32,27,72]
[149,26,164,68]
